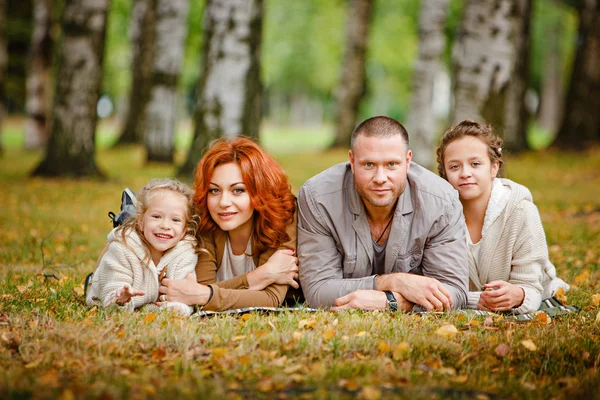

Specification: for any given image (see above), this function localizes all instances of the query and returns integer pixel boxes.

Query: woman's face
[207,162,254,238]
[443,136,499,204]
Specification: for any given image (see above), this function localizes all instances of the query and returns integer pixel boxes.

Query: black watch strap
[384,290,398,312]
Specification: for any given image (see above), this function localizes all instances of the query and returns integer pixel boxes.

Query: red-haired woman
[158,137,299,311]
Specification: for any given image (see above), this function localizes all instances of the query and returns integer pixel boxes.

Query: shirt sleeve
[297,185,376,308]
[420,198,469,309]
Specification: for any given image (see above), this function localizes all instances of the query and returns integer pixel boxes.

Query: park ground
[0,119,599,399]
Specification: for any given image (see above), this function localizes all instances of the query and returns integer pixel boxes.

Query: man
[297,116,468,311]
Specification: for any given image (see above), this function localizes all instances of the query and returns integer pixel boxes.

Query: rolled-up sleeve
[297,185,375,308]
[421,198,469,309]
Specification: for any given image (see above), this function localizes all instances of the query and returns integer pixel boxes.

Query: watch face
[389,301,398,312]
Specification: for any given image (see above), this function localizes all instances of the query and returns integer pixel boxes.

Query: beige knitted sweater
[467,178,569,314]
[86,228,198,312]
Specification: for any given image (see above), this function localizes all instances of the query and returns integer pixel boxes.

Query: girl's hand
[248,249,299,290]
[158,274,212,306]
[115,285,144,305]
[479,280,525,311]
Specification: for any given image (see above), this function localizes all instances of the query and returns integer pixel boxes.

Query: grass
[1,123,600,399]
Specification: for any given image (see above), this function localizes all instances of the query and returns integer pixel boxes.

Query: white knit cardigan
[467,178,569,314]
[86,228,198,313]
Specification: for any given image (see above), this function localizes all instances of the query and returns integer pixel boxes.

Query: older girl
[436,120,569,313]
[158,138,299,311]
[86,178,201,316]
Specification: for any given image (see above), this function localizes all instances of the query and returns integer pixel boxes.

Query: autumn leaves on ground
[0,145,599,399]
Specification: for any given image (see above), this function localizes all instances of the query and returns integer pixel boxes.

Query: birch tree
[144,0,189,162]
[24,0,53,150]
[405,0,449,169]
[451,0,532,151]
[331,0,373,148]
[0,0,7,155]
[553,0,600,149]
[115,0,155,146]
[33,0,108,177]
[179,0,263,176]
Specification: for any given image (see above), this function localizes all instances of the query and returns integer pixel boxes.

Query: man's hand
[248,249,299,290]
[158,273,211,306]
[115,285,144,305]
[376,273,453,311]
[479,280,524,311]
[331,290,411,311]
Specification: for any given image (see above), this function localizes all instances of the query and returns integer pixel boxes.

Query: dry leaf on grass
[358,385,381,400]
[393,342,410,361]
[534,312,552,325]
[298,319,316,329]
[555,287,567,304]
[435,324,458,337]
[377,341,392,353]
[151,347,166,361]
[144,313,157,324]
[596,311,600,323]
[494,343,510,357]
[591,294,600,307]
[521,340,537,351]
[322,328,336,340]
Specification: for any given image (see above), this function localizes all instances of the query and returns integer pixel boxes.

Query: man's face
[349,134,412,213]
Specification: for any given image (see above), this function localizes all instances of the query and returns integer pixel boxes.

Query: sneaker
[108,188,137,227]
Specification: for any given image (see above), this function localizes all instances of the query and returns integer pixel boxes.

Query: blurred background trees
[0,0,598,178]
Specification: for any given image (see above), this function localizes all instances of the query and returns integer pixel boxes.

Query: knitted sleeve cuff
[468,291,482,310]
[513,286,542,314]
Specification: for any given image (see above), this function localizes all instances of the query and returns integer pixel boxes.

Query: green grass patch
[0,125,599,398]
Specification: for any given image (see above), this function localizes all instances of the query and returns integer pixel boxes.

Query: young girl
[157,137,299,311]
[436,120,569,314]
[86,178,201,316]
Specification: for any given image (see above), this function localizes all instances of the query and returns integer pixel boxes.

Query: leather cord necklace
[374,215,394,244]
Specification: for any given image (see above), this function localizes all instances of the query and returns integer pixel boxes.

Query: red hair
[194,137,296,254]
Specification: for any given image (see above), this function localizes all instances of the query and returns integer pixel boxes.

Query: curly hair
[194,137,296,255]
[118,178,202,266]
[436,120,504,180]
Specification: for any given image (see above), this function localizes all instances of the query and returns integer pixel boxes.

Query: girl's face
[443,136,499,204]
[140,190,188,264]
[207,162,254,239]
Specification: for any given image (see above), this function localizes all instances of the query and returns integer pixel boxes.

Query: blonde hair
[436,120,504,180]
[117,178,202,266]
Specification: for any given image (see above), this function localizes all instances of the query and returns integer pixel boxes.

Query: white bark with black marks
[406,0,449,169]
[144,0,188,162]
[33,0,108,177]
[179,0,263,177]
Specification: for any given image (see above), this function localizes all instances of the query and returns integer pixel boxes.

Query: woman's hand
[158,273,212,306]
[115,285,144,305]
[479,280,525,311]
[247,249,299,290]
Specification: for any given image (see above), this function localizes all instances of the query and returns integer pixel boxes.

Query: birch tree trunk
[553,0,600,149]
[405,0,449,169]
[538,15,564,135]
[32,0,108,177]
[179,0,263,177]
[116,0,154,146]
[451,0,532,151]
[144,0,188,163]
[331,0,372,149]
[0,0,7,155]
[24,0,53,150]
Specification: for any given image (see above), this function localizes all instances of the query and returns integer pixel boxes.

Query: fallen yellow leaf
[452,375,468,384]
[298,319,316,329]
[357,331,368,337]
[212,347,228,359]
[292,331,303,341]
[435,324,458,337]
[521,339,537,351]
[494,343,510,357]
[377,341,392,353]
[358,385,381,400]
[151,347,166,361]
[232,335,246,342]
[574,270,590,285]
[555,287,567,304]
[591,294,600,307]
[241,314,252,321]
[322,328,336,340]
[534,312,552,325]
[284,364,303,374]
[72,287,84,297]
[393,342,410,361]
[596,311,600,323]
[144,313,157,324]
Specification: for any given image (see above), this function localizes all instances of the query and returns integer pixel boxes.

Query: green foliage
[1,131,599,398]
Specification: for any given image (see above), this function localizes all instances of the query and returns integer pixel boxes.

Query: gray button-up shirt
[297,162,468,309]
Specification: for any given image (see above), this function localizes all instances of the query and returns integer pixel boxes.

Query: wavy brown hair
[436,120,504,180]
[194,137,296,255]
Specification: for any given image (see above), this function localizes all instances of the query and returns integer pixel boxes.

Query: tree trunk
[144,0,188,163]
[553,0,600,149]
[330,0,372,149]
[24,0,53,150]
[405,0,449,169]
[0,0,8,155]
[115,0,154,146]
[498,0,531,152]
[178,0,263,177]
[538,15,564,135]
[32,0,108,178]
[452,0,532,152]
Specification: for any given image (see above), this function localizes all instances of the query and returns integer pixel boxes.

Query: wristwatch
[384,290,398,312]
